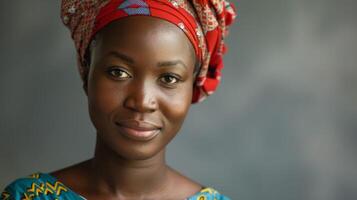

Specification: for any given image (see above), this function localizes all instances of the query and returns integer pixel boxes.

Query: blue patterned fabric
[0,173,83,200]
[118,0,150,15]
[1,173,231,200]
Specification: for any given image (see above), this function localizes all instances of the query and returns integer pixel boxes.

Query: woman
[1,0,236,199]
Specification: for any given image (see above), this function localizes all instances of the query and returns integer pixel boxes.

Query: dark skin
[51,16,202,199]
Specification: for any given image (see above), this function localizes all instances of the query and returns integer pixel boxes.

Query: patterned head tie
[61,0,237,103]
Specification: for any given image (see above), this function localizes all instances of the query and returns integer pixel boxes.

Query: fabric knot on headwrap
[61,0,237,103]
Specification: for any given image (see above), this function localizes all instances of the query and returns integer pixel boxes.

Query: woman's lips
[115,120,161,141]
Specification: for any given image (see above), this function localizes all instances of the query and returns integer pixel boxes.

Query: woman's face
[87,16,196,160]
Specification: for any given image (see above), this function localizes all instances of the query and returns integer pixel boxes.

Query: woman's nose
[123,82,158,113]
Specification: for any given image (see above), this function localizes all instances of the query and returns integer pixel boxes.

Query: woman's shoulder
[187,187,231,200]
[168,167,231,199]
[1,172,83,200]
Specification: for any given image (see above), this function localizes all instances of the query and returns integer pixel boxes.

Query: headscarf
[61,0,236,103]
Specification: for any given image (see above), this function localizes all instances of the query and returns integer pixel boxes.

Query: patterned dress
[1,173,231,200]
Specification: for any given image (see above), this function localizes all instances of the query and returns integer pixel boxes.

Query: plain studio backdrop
[1,1,357,199]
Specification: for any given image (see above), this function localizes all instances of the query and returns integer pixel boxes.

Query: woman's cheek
[89,78,122,116]
[88,85,121,134]
[162,85,192,121]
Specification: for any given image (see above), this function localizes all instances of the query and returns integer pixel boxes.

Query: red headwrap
[61,0,236,103]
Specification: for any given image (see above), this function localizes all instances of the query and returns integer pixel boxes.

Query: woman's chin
[101,136,166,161]
[114,146,164,161]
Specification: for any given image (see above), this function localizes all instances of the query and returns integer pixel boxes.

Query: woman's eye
[107,68,131,79]
[160,74,181,85]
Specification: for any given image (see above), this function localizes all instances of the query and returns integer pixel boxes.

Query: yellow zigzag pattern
[195,188,220,200]
[21,193,32,200]
[24,181,68,198]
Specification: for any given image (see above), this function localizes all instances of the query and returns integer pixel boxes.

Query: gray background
[1,0,357,199]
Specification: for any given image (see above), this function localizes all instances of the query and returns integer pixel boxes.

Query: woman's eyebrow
[157,60,188,70]
[107,51,135,64]
[106,51,187,70]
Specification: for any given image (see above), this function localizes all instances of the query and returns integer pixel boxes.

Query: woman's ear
[82,42,94,97]
[82,68,89,96]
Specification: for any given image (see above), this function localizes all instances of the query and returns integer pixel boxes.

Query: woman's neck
[89,138,171,197]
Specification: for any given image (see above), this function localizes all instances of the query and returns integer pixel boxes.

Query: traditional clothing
[61,0,236,102]
[1,173,231,200]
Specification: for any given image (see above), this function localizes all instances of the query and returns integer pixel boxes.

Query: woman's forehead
[99,16,191,42]
[95,16,195,59]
